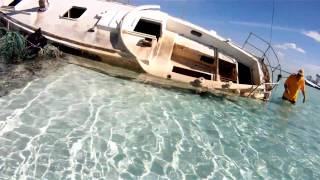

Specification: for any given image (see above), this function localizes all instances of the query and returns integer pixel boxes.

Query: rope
[24,38,44,50]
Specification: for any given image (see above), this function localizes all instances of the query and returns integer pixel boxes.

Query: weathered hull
[0,0,272,101]
[0,13,267,100]
[0,12,143,72]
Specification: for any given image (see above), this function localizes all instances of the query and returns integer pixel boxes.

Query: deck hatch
[8,0,22,6]
[134,19,161,40]
[172,66,212,80]
[63,6,87,19]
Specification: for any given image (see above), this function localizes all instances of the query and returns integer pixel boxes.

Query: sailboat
[0,0,282,100]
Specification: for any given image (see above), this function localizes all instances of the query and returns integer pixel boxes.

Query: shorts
[282,96,296,104]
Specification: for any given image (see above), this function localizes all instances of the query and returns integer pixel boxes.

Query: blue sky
[131,0,320,78]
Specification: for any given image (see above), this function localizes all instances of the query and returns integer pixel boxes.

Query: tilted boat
[0,0,282,100]
[305,79,320,90]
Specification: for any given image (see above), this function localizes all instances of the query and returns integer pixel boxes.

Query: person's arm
[301,80,306,103]
[284,77,290,95]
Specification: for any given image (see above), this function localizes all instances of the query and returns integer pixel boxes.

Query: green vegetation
[0,28,62,64]
[0,27,27,63]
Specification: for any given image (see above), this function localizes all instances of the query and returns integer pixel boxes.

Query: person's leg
[282,96,287,101]
[282,96,295,104]
[289,100,296,104]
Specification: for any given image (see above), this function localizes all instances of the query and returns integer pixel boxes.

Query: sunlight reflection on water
[0,64,319,179]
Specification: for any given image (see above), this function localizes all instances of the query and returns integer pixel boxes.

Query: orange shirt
[283,75,305,102]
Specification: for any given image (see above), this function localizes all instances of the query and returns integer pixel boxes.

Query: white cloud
[274,43,306,54]
[276,54,320,77]
[229,21,320,44]
[229,21,300,32]
[227,20,320,76]
[303,31,320,43]
[276,51,285,59]
[303,64,320,77]
[209,30,217,35]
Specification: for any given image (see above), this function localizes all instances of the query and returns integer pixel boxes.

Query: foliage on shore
[0,27,27,63]
[0,27,62,64]
[0,27,64,96]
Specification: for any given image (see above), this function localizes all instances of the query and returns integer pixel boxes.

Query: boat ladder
[242,33,282,94]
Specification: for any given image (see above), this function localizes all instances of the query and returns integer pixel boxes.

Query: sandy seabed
[0,57,66,97]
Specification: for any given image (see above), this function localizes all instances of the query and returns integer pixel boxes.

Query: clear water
[0,64,319,179]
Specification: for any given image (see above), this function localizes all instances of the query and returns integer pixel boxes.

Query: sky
[130,0,320,78]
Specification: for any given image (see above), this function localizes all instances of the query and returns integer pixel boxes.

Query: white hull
[0,0,280,100]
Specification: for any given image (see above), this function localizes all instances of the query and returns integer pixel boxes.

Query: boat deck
[2,0,133,51]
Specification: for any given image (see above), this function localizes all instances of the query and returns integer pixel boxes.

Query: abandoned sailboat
[0,0,281,100]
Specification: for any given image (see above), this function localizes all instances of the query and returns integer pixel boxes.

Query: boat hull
[0,13,267,100]
[0,1,269,101]
[0,12,143,73]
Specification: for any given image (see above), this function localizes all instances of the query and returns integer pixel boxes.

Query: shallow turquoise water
[0,64,319,179]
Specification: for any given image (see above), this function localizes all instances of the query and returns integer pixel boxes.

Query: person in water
[282,69,306,104]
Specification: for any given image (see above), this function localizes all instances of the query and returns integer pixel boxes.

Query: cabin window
[219,59,237,83]
[8,0,22,6]
[238,62,252,85]
[172,66,212,80]
[191,30,202,37]
[134,19,161,40]
[63,6,87,19]
[200,55,215,64]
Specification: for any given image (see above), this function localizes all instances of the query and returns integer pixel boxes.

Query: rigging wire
[269,0,294,77]
[268,0,293,79]
[269,0,275,44]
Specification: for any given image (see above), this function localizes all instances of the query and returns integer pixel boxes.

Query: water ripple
[0,64,319,179]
